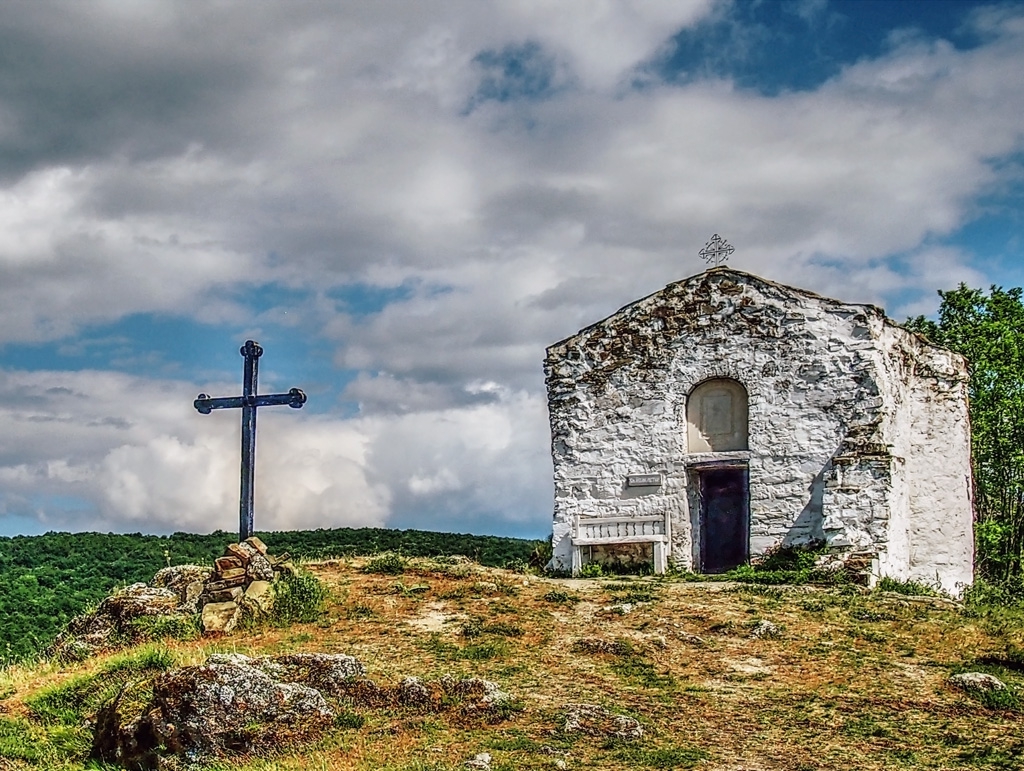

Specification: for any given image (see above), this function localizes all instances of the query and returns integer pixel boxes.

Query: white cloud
[1,2,1023,537]
[0,368,548,536]
[492,0,715,90]
[0,162,256,342]
[0,369,381,532]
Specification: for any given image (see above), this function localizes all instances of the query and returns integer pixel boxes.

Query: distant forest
[0,527,540,664]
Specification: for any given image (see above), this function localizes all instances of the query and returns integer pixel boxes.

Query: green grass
[577,639,679,691]
[7,553,1024,771]
[271,570,329,624]
[541,589,579,604]
[128,612,201,642]
[333,709,366,729]
[976,687,1022,712]
[687,543,855,587]
[0,527,538,666]
[0,716,87,763]
[876,576,942,596]
[26,646,175,726]
[424,634,510,662]
[345,604,376,619]
[9,646,176,767]
[976,644,1024,672]
[610,742,707,768]
[605,584,659,604]
[362,552,409,575]
[460,620,523,639]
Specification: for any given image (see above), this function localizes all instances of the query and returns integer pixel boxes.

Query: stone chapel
[544,267,974,594]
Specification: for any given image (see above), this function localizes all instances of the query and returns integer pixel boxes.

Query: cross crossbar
[195,390,306,413]
[194,340,306,541]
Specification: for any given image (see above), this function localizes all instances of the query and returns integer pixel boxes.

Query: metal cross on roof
[699,234,735,267]
[194,340,306,542]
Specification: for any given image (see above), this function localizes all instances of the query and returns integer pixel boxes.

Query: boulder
[246,553,275,582]
[102,583,181,621]
[562,703,643,740]
[399,676,433,707]
[322,671,511,714]
[47,583,188,660]
[244,535,269,554]
[204,576,246,593]
[214,556,243,572]
[949,672,1007,692]
[750,620,780,639]
[48,542,306,663]
[268,550,291,566]
[90,649,515,770]
[224,542,253,565]
[572,638,632,655]
[206,586,243,604]
[93,653,336,769]
[242,580,274,615]
[440,675,513,711]
[179,581,206,613]
[272,652,366,694]
[465,752,492,770]
[201,601,241,634]
[151,565,213,603]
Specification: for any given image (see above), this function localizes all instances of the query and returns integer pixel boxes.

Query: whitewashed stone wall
[877,324,974,591]
[545,268,973,593]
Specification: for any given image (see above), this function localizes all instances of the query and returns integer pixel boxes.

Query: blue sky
[0,0,1022,540]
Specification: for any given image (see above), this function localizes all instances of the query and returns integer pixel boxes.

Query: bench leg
[571,544,582,576]
[653,541,667,575]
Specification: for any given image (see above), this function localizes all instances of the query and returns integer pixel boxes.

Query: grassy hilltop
[0,528,539,664]
[1,552,1023,770]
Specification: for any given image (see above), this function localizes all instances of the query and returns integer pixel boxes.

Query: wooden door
[699,467,749,573]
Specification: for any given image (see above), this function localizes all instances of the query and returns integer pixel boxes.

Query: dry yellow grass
[2,556,1023,771]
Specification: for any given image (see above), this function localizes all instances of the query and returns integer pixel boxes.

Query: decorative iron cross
[194,341,306,542]
[699,234,734,267]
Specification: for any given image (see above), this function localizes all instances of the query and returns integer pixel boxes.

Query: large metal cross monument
[194,340,306,542]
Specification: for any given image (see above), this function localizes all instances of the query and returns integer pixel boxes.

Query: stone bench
[571,514,670,575]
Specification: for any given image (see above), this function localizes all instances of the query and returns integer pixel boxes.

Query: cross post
[194,340,306,542]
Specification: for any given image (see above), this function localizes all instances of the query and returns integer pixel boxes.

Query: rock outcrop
[92,652,515,769]
[93,652,346,769]
[48,538,300,658]
[47,580,204,662]
[151,564,212,613]
[562,703,643,740]
[948,671,1007,692]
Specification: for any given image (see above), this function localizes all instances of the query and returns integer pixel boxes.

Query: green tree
[908,284,1024,583]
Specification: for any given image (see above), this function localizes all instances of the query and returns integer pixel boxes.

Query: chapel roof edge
[546,266,888,354]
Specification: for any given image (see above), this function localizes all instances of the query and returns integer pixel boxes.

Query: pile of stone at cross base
[44,538,298,662]
[199,536,297,633]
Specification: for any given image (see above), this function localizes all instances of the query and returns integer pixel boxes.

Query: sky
[1,0,1022,541]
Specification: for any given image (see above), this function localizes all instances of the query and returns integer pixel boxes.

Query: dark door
[699,467,749,573]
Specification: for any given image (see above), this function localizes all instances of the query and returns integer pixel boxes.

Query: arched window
[686,378,748,453]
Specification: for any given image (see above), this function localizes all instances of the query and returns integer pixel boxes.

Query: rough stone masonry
[544,267,973,594]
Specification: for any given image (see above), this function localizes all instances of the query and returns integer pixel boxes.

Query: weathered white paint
[544,268,973,594]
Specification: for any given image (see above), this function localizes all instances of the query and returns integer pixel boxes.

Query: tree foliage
[908,284,1024,583]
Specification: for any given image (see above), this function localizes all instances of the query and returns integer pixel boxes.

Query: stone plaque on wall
[626,474,661,488]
